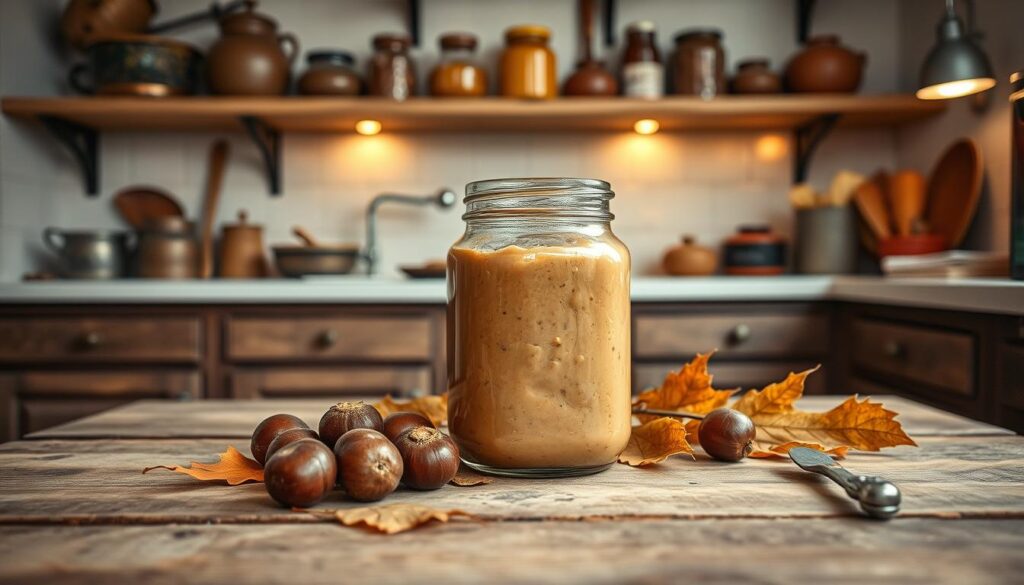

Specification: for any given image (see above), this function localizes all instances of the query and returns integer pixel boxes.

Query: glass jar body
[673,30,725,99]
[368,40,416,100]
[500,36,557,99]
[431,47,487,97]
[447,179,632,477]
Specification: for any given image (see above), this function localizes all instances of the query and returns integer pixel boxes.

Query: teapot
[207,0,298,95]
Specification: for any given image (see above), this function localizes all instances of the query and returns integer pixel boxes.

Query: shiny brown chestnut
[266,427,319,461]
[319,401,384,450]
[264,438,337,508]
[333,428,402,502]
[251,413,310,465]
[393,426,460,490]
[697,408,756,462]
[382,411,433,442]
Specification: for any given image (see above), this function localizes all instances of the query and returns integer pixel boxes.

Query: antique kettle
[206,0,299,95]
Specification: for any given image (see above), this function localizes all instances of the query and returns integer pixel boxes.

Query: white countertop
[1,276,1022,315]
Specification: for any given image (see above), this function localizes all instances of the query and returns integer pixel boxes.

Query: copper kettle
[206,0,299,95]
[218,210,267,278]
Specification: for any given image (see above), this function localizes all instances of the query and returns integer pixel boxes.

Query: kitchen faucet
[364,188,457,274]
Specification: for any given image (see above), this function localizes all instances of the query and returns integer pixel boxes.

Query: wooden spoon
[887,169,927,236]
[853,171,892,242]
[113,186,183,229]
[925,139,983,248]
[198,140,230,279]
[292,226,319,247]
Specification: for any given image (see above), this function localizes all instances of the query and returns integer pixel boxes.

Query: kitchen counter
[1,276,1022,314]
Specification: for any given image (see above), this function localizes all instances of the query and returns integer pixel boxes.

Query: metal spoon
[788,447,901,519]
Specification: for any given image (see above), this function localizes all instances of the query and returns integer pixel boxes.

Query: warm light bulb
[916,77,996,100]
[355,119,382,135]
[633,119,660,135]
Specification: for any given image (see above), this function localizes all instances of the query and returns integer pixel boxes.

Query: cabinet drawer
[850,318,974,396]
[998,343,1024,410]
[634,311,829,359]
[634,361,826,395]
[0,317,201,363]
[0,370,200,440]
[230,366,433,399]
[226,315,432,362]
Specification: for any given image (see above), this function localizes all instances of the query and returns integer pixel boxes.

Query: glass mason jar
[500,25,557,99]
[367,33,416,100]
[673,29,725,99]
[447,178,632,478]
[430,33,487,97]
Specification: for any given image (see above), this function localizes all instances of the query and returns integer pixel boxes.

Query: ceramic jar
[500,25,557,99]
[297,50,361,96]
[218,210,267,278]
[207,0,299,96]
[731,58,781,94]
[784,35,866,94]
[723,225,787,276]
[673,29,725,99]
[367,33,417,100]
[430,33,487,97]
[662,235,717,276]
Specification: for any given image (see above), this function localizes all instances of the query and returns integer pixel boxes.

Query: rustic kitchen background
[0,0,1020,278]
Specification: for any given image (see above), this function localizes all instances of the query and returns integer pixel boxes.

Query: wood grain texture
[1,435,1022,522]
[1,519,1022,585]
[26,395,1013,441]
[229,366,432,399]
[0,316,201,363]
[0,95,946,133]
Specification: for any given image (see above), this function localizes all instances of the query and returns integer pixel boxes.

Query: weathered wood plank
[25,395,1014,440]
[1,436,1022,522]
[1,519,1022,585]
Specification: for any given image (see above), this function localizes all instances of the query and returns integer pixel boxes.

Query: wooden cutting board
[925,139,983,248]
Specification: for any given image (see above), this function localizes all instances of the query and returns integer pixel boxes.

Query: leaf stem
[632,408,705,421]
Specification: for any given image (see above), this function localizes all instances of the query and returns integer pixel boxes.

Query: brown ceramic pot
[731,58,781,94]
[218,210,267,278]
[784,35,866,94]
[61,0,156,49]
[563,60,619,96]
[662,235,717,276]
[207,0,298,96]
[297,50,361,95]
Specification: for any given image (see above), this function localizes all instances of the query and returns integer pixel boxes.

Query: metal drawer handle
[883,340,906,359]
[316,329,338,348]
[77,331,102,349]
[728,323,752,345]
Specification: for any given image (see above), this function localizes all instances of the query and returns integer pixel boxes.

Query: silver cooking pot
[44,228,131,279]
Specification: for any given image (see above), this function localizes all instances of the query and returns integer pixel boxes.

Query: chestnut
[251,413,310,465]
[264,438,337,508]
[382,411,433,443]
[333,428,402,502]
[697,408,756,462]
[319,401,384,450]
[266,427,319,462]
[393,426,460,490]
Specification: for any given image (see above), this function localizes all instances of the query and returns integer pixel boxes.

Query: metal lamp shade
[917,8,995,100]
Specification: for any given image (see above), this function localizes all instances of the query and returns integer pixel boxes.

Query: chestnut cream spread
[447,241,631,469]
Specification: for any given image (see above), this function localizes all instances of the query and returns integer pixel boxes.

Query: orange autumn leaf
[142,445,263,485]
[633,351,736,422]
[449,468,493,487]
[374,393,448,427]
[618,417,694,466]
[732,369,916,453]
[748,441,849,459]
[322,504,472,534]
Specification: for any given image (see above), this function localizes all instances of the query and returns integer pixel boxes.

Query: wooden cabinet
[230,366,433,399]
[995,340,1024,433]
[0,316,201,363]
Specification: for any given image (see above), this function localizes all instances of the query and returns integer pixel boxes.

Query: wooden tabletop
[2,396,1022,584]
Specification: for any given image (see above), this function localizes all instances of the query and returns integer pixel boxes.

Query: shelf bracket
[408,0,420,46]
[39,115,99,197]
[792,113,840,184]
[603,0,616,47]
[796,0,816,43]
[240,116,281,196]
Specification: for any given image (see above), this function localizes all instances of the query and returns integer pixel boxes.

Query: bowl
[877,234,947,258]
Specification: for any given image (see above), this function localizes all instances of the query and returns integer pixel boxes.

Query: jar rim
[463,178,614,221]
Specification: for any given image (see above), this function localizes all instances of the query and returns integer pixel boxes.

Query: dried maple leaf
[633,351,736,423]
[142,446,263,485]
[449,468,493,487]
[324,504,472,534]
[618,417,694,466]
[748,441,849,459]
[732,369,916,453]
[373,393,448,427]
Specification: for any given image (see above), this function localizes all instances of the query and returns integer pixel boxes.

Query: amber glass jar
[297,50,361,95]
[673,29,725,99]
[430,33,487,97]
[621,21,663,98]
[500,25,557,99]
[367,33,416,100]
[448,178,631,478]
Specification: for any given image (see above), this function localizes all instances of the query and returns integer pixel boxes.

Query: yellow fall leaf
[618,417,694,466]
[373,393,448,427]
[633,351,736,422]
[142,446,264,485]
[748,441,849,459]
[330,504,472,534]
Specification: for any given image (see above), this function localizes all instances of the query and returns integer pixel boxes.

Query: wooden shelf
[2,95,944,133]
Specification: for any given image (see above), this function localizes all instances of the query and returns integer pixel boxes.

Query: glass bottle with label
[621,21,663,98]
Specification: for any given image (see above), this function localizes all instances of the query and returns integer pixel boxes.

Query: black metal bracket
[796,0,816,43]
[240,116,281,196]
[792,113,840,184]
[408,0,420,46]
[603,0,616,47]
[39,115,100,197]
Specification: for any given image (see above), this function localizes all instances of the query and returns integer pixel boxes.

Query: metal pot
[44,228,130,279]
[272,226,359,277]
[68,34,203,97]
[135,217,199,279]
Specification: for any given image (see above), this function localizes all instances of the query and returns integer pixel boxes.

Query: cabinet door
[230,366,433,399]
[996,342,1024,433]
[0,317,201,364]
[0,370,201,441]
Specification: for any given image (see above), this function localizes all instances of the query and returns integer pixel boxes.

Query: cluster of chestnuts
[250,401,460,508]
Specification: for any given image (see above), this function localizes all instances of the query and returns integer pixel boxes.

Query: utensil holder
[795,206,857,274]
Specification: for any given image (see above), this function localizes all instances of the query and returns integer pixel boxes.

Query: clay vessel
[207,0,298,95]
[563,60,619,96]
[731,58,781,94]
[784,35,865,94]
[61,0,155,49]
[218,210,267,278]
[662,235,718,276]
